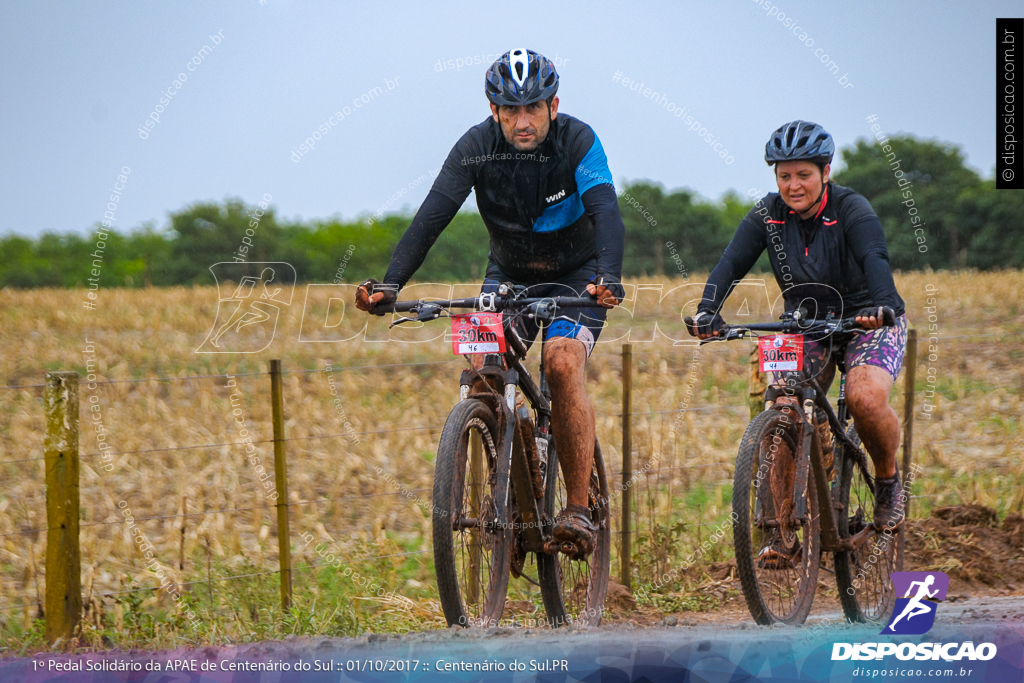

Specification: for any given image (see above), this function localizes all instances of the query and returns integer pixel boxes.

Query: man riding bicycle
[355,48,626,558]
[687,120,908,534]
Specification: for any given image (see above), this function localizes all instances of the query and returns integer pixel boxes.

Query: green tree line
[2,135,1021,289]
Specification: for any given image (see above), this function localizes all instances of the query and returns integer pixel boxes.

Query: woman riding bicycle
[687,120,908,533]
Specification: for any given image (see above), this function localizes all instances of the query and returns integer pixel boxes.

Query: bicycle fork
[759,389,823,535]
[459,354,520,533]
[459,353,553,555]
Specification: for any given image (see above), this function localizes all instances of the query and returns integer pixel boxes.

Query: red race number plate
[451,313,506,355]
[758,334,804,372]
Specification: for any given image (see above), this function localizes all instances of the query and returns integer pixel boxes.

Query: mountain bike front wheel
[432,398,512,628]
[733,408,820,625]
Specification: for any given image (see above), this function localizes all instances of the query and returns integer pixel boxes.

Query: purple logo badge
[881,571,949,635]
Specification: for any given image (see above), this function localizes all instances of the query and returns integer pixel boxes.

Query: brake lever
[388,303,444,328]
[697,327,745,345]
[388,316,419,329]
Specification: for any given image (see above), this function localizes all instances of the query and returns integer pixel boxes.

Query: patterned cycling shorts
[780,314,908,386]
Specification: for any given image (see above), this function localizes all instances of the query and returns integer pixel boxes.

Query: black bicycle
[383,286,611,628]
[687,308,904,625]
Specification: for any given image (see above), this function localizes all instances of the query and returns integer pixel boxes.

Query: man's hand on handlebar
[355,279,398,316]
[685,310,727,340]
[586,276,620,309]
[854,306,895,330]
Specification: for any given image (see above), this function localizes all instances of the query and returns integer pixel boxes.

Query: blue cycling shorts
[481,260,606,357]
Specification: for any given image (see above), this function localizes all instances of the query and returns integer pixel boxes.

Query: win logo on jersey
[545,189,566,203]
[881,571,949,635]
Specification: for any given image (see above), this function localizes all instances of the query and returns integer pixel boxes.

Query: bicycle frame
[703,310,892,555]
[455,341,550,554]
[387,292,597,555]
[764,370,881,555]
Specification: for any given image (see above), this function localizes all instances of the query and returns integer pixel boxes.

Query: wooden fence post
[901,328,918,517]
[620,344,632,591]
[269,360,292,610]
[44,371,81,644]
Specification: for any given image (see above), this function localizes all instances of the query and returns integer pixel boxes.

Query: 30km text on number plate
[451,313,506,355]
[758,334,803,372]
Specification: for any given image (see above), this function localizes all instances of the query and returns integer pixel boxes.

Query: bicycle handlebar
[379,295,600,315]
[684,306,896,344]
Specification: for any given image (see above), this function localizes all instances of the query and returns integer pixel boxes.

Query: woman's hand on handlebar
[685,311,727,340]
[853,306,895,330]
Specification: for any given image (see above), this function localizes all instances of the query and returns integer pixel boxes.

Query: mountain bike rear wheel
[833,426,904,623]
[537,438,610,627]
[432,398,512,627]
[733,408,820,625]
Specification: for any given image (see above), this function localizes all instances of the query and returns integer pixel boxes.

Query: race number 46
[451,313,506,355]
[758,334,803,372]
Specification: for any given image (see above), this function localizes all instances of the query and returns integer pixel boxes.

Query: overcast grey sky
[0,1,1015,237]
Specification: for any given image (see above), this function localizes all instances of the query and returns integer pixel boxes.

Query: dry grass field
[1,271,1022,649]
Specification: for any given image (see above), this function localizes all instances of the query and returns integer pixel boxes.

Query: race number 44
[758,334,803,372]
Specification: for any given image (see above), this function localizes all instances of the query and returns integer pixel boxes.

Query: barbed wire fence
[0,332,1019,637]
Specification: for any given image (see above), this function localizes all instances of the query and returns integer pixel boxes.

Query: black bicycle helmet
[765,120,835,166]
[485,49,559,107]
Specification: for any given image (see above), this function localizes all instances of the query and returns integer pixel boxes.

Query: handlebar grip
[685,315,736,340]
[880,306,896,327]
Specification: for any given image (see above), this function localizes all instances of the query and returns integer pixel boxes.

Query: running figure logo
[197,262,295,353]
[881,571,949,635]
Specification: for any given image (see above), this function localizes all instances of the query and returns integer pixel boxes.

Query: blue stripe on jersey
[533,192,585,233]
[575,135,614,195]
